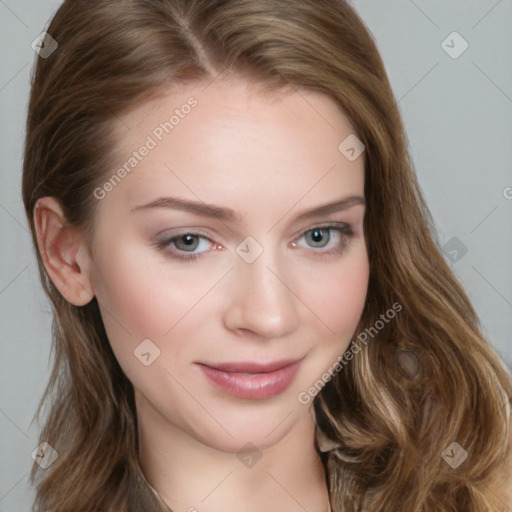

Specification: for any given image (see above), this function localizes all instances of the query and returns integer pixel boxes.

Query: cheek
[300,245,369,347]
[89,240,212,367]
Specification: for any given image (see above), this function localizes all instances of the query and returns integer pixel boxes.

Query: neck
[136,390,331,512]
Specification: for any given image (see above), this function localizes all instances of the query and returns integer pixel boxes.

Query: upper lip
[197,358,301,374]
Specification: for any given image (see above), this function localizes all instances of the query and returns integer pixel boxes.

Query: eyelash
[154,223,354,263]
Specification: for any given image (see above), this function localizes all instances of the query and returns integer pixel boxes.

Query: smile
[195,358,303,399]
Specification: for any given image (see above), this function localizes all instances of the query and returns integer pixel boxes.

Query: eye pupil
[312,230,322,241]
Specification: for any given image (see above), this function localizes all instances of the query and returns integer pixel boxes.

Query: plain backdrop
[1,1,511,510]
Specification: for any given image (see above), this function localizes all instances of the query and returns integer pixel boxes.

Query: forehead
[100,77,364,224]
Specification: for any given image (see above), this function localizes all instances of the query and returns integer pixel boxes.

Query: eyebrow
[130,194,365,223]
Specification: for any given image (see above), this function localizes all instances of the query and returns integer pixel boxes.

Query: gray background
[1,1,511,510]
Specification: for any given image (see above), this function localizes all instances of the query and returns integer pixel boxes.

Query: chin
[180,390,312,454]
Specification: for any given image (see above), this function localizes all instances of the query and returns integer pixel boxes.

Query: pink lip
[196,358,302,399]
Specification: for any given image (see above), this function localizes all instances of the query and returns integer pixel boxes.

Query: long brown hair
[22,1,511,510]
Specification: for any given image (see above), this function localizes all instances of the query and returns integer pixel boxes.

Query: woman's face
[86,77,369,452]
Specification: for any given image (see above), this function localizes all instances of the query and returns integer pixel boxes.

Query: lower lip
[197,360,302,399]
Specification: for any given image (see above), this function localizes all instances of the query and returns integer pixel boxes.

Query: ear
[33,196,95,306]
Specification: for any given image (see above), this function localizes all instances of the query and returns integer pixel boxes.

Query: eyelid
[295,220,351,237]
[155,220,352,242]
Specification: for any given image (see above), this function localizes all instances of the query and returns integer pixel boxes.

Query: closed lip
[196,358,301,374]
[195,357,304,399]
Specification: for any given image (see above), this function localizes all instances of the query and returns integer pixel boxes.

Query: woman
[22,1,511,510]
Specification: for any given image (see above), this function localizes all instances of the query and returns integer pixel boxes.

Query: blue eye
[172,234,202,252]
[305,227,336,248]
[155,233,212,262]
[154,223,353,262]
[297,224,353,257]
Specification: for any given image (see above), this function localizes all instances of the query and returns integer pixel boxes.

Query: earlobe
[33,196,95,306]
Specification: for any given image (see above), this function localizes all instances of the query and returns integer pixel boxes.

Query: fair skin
[34,77,369,512]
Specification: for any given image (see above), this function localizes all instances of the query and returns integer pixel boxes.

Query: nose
[222,243,300,339]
